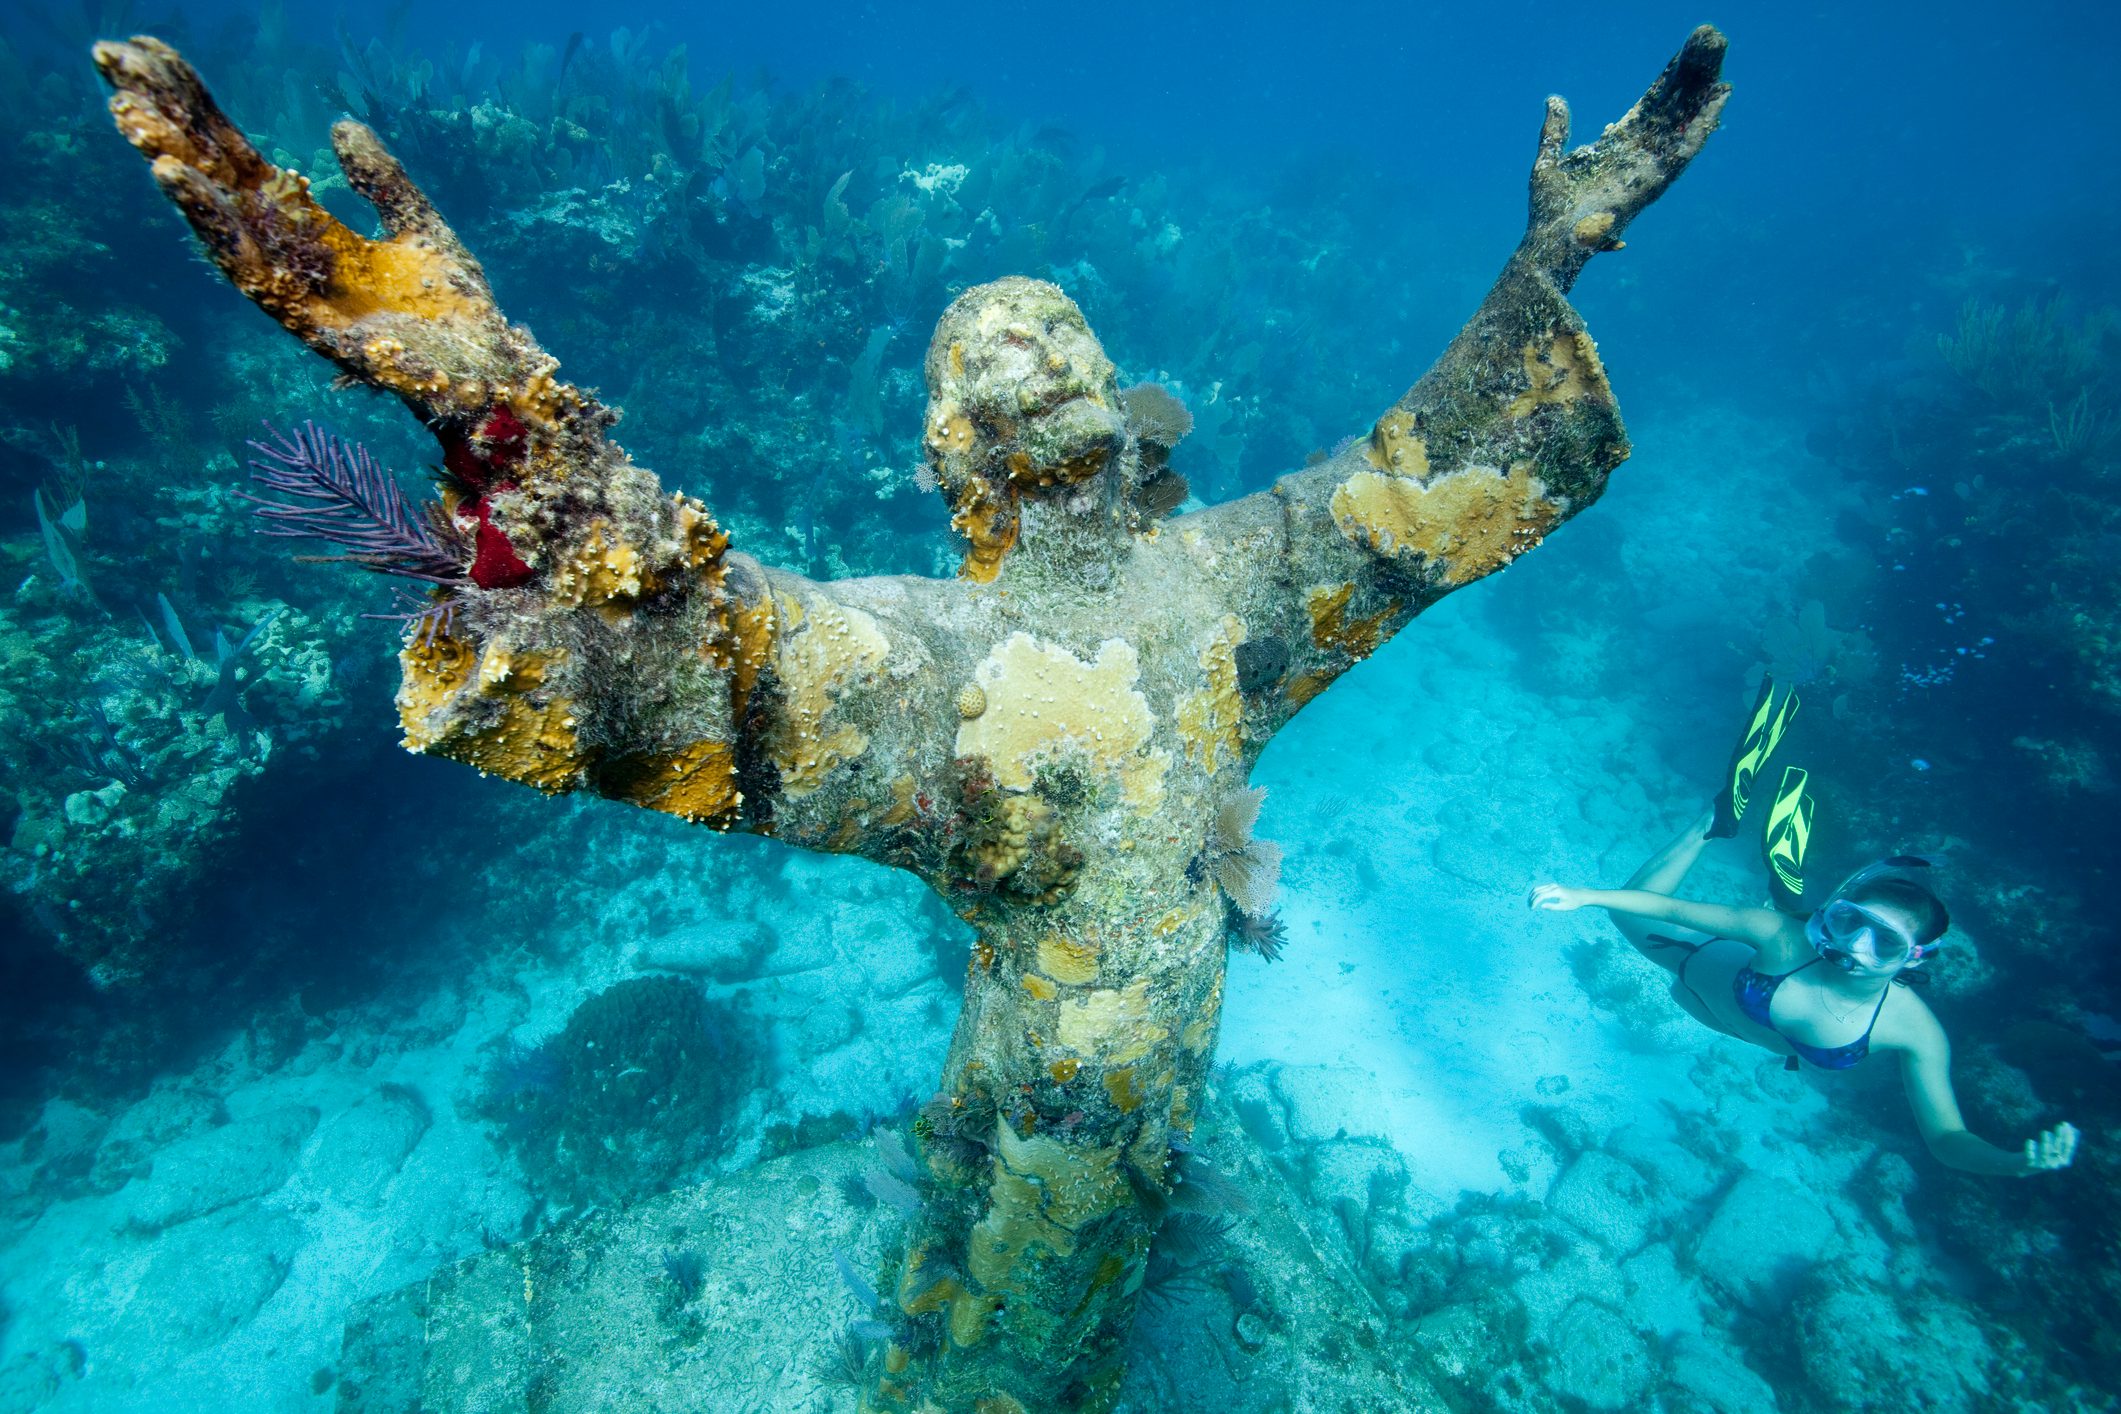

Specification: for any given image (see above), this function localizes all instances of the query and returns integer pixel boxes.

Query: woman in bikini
[1530,811,2078,1176]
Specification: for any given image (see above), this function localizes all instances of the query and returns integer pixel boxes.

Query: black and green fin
[1709,678,1800,839]
[1761,765,1814,913]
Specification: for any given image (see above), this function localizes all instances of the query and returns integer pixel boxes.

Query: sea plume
[243,421,469,585]
[1228,909,1287,963]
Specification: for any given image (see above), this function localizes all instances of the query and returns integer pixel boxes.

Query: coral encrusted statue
[94,27,1729,1412]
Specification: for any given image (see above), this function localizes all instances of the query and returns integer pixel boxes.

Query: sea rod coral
[93,27,1729,1411]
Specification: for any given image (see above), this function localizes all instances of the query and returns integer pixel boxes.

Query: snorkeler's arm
[1183,28,1729,738]
[1532,884,1785,948]
[1891,1005,2079,1176]
[94,38,960,861]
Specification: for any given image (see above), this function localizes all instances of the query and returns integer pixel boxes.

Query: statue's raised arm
[94,37,983,866]
[1190,26,1730,741]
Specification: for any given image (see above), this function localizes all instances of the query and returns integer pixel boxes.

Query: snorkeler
[1529,685,2077,1176]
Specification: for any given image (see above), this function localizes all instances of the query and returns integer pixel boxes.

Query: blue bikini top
[1733,958,1889,1071]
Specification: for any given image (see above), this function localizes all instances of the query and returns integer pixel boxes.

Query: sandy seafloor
[0,402,2001,1412]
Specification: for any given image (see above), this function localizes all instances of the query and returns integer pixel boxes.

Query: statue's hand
[2022,1121,2080,1174]
[93,36,514,423]
[1521,25,1732,291]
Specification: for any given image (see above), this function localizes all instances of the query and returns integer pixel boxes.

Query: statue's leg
[877,902,1226,1412]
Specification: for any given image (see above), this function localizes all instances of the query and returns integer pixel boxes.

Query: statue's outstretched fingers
[95,35,292,287]
[1515,25,1730,291]
[1536,96,1571,170]
[1527,96,1574,227]
[99,37,519,421]
[1616,25,1731,152]
[93,36,267,188]
[332,120,458,249]
[97,36,350,325]
[1591,24,1731,208]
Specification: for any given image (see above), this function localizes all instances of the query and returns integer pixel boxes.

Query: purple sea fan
[243,421,469,585]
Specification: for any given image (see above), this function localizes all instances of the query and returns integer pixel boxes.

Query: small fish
[864,1168,923,1215]
[834,1249,879,1310]
[1060,176,1129,231]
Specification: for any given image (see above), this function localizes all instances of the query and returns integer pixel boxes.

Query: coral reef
[478,976,757,1209]
[1,584,341,985]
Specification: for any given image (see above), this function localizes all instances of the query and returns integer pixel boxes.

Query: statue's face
[921,277,1125,500]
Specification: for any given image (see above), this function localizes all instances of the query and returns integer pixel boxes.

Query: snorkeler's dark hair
[1846,875,1949,946]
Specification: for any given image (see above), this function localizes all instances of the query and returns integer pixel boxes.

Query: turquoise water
[0,3,2116,1410]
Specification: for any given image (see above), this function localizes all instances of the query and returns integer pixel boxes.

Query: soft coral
[441,407,536,590]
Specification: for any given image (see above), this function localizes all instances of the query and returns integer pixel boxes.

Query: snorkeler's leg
[1610,810,1719,972]
[1626,809,1719,893]
[1669,939,1756,1040]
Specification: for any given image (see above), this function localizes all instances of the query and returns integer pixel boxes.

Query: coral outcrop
[94,26,1728,1410]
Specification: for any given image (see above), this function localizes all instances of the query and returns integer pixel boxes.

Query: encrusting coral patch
[1329,460,1563,586]
[1056,978,1164,1063]
[599,738,744,826]
[1507,330,1614,418]
[1305,583,1400,660]
[955,632,1168,813]
[1175,615,1247,773]
[765,591,890,795]
[1364,409,1432,476]
[398,633,589,792]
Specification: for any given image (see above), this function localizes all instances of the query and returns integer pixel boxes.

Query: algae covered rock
[482,976,760,1208]
[1797,1274,1996,1412]
[20,1098,108,1191]
[1667,1332,1779,1413]
[119,1104,318,1232]
[1273,1061,1392,1144]
[120,1204,304,1354]
[1692,1171,1837,1310]
[91,1084,224,1191]
[1545,1150,1654,1256]
[1411,1298,1521,1390]
[1617,1242,1702,1341]
[304,1086,432,1208]
[1542,1298,1655,1410]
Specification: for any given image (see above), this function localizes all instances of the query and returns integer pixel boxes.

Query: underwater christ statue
[92,28,1728,1412]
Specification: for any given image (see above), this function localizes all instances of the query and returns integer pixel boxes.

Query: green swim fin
[1761,765,1814,913]
[1709,677,1800,839]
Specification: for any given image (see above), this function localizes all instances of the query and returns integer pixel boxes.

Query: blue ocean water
[1,1,2116,1409]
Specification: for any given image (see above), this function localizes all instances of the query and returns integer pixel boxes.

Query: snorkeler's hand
[1528,883,1590,912]
[2023,1122,2079,1174]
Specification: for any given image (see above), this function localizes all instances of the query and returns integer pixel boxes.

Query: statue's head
[921,278,1129,582]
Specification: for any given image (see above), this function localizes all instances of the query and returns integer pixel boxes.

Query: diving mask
[1806,856,1941,972]
[1807,898,1919,971]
